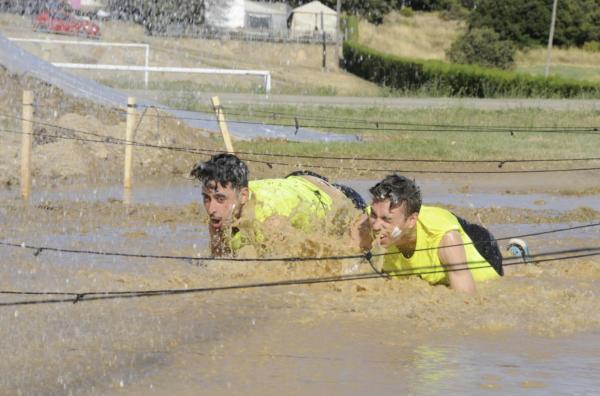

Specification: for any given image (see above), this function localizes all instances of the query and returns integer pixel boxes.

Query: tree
[446,27,515,69]
[469,0,600,47]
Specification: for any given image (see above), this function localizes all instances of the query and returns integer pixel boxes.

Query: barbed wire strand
[3,245,597,298]
[3,111,600,167]
[132,103,600,133]
[0,246,598,307]
[2,127,600,174]
[2,222,599,264]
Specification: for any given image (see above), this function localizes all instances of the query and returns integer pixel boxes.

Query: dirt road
[126,90,600,110]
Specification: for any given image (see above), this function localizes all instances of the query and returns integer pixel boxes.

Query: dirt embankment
[0,68,226,190]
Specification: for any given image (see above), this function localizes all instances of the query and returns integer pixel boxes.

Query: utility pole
[335,0,342,62]
[544,0,558,77]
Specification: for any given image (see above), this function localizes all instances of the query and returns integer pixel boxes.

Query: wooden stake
[211,96,235,154]
[20,90,34,201]
[123,97,137,197]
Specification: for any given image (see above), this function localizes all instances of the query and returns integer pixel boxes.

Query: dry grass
[516,47,600,67]
[357,11,464,60]
[515,47,600,82]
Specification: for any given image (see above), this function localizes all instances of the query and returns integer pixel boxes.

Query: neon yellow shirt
[230,176,332,252]
[382,205,500,284]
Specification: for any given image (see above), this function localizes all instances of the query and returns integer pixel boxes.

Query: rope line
[1,246,598,307]
[2,113,600,169]
[2,222,599,263]
[2,126,600,174]
[130,105,600,134]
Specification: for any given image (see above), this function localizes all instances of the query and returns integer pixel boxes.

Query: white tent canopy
[290,1,337,37]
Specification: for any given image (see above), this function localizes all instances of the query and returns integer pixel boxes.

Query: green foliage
[469,0,600,47]
[399,6,414,17]
[107,0,205,34]
[404,0,475,13]
[341,14,359,42]
[583,41,600,52]
[447,28,515,69]
[343,40,600,98]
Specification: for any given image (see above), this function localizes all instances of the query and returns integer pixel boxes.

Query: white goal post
[8,37,272,92]
[8,37,150,88]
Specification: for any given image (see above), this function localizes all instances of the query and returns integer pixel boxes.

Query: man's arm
[438,230,476,293]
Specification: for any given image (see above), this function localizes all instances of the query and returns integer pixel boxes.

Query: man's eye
[216,197,225,203]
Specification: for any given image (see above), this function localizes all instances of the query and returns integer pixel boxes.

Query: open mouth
[209,217,223,229]
[377,232,390,245]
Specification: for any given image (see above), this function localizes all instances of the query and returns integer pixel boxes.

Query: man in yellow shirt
[191,153,367,257]
[368,174,504,292]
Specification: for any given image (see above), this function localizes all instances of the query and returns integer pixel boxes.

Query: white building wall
[207,0,246,29]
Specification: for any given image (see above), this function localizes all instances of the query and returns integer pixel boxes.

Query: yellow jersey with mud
[230,176,332,252]
[382,205,500,284]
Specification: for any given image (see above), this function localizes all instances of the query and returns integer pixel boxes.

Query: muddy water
[3,178,600,213]
[1,179,600,394]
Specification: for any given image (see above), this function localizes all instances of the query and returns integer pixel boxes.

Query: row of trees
[449,0,600,69]
[469,0,600,48]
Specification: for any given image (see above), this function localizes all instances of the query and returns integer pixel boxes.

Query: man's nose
[370,218,382,231]
[206,200,218,215]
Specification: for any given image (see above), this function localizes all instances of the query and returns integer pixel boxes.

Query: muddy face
[369,200,417,248]
[201,181,248,232]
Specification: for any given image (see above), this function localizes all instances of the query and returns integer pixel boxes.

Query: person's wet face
[201,181,248,232]
[368,200,416,248]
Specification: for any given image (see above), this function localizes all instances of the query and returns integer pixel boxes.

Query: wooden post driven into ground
[123,97,137,203]
[20,90,33,201]
[211,96,235,154]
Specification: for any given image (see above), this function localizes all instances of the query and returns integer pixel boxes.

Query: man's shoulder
[418,206,460,235]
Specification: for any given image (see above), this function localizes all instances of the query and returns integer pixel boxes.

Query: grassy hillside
[358,11,600,83]
[358,11,464,61]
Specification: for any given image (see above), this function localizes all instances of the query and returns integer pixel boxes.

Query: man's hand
[349,213,373,251]
[438,230,476,293]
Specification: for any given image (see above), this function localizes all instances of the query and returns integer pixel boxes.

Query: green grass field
[170,102,600,175]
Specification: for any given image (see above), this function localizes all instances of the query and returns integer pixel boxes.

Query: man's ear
[238,187,249,205]
[406,211,418,228]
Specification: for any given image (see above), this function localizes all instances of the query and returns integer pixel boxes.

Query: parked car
[33,10,101,39]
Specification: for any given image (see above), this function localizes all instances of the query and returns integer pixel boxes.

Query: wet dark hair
[190,153,249,190]
[369,174,421,215]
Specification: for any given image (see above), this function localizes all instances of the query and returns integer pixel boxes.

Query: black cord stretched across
[2,112,600,166]
[0,245,598,307]
[2,221,599,264]
[131,104,600,134]
[2,126,600,174]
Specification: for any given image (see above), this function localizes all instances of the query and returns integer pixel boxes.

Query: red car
[33,11,101,39]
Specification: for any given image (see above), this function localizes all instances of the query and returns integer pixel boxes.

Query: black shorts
[454,215,504,276]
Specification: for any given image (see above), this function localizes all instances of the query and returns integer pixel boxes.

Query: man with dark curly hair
[191,153,368,257]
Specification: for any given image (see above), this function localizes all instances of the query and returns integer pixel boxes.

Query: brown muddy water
[1,179,599,395]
